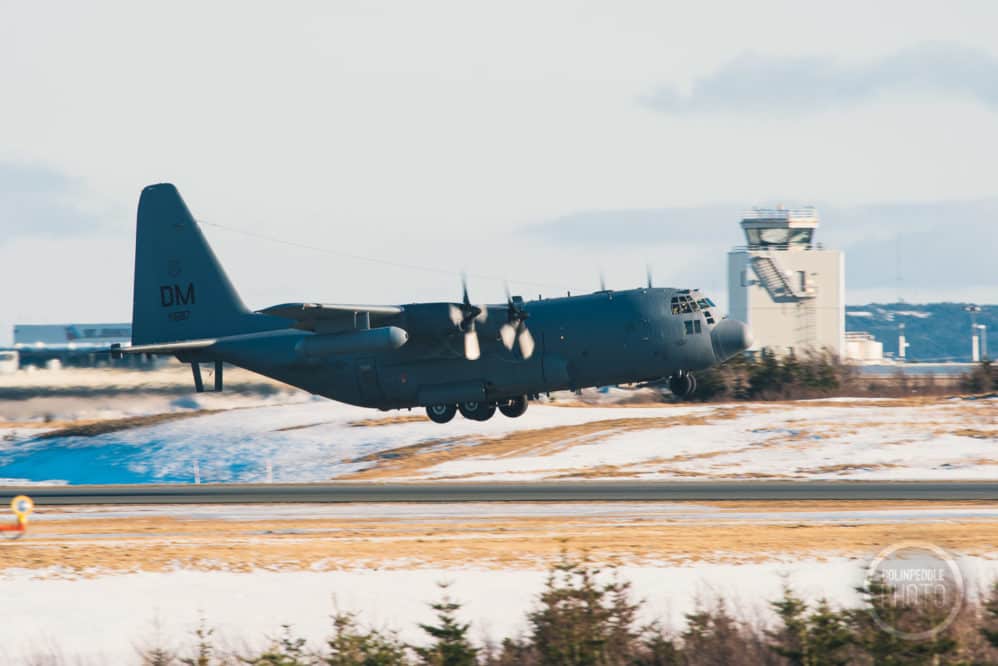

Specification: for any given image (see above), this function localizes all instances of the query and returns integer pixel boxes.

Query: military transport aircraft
[113,184,752,423]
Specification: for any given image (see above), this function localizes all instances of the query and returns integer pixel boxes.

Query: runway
[1,480,997,505]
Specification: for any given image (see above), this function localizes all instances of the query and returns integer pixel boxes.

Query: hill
[846,302,996,362]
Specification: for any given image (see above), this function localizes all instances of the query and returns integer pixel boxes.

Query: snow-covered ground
[3,556,997,665]
[0,393,995,484]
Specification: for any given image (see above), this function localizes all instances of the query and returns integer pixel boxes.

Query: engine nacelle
[295,326,408,358]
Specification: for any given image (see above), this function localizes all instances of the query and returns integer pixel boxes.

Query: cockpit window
[697,298,710,309]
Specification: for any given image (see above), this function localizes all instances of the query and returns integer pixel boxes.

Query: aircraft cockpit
[670,290,718,326]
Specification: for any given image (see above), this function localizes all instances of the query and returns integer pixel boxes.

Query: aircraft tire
[426,404,457,424]
[498,396,528,418]
[668,372,696,399]
[459,401,496,421]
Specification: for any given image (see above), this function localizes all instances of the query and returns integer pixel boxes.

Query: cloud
[643,43,998,115]
[0,162,105,240]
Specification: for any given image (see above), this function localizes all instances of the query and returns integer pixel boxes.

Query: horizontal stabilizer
[114,339,217,355]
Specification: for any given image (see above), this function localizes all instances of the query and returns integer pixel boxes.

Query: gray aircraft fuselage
[179,287,741,409]
[124,183,752,418]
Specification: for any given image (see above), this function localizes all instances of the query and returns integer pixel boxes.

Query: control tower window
[746,227,814,248]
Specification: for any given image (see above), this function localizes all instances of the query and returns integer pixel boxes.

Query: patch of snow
[2,557,996,665]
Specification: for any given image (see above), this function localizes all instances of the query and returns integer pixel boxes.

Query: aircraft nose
[710,318,753,362]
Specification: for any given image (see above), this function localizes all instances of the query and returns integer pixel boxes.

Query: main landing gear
[425,395,528,423]
[668,371,697,399]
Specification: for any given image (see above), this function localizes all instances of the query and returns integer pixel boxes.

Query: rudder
[132,184,251,345]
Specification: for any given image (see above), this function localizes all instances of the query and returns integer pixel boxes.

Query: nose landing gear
[668,371,697,399]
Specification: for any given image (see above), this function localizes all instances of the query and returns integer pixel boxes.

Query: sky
[1,1,997,344]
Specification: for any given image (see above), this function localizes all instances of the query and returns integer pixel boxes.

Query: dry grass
[3,502,996,574]
[32,411,221,439]
[342,408,746,480]
[348,414,429,427]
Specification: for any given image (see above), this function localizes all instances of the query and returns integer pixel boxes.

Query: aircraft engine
[295,326,408,358]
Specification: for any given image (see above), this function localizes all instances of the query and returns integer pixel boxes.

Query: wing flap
[257,303,403,333]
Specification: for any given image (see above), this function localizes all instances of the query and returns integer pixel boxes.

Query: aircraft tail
[131,184,257,345]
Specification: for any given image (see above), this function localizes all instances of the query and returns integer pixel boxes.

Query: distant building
[845,332,884,364]
[727,207,844,357]
[14,323,132,348]
[10,323,148,368]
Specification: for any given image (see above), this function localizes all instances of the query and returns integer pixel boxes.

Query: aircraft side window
[694,320,702,334]
[705,313,715,325]
[684,320,694,335]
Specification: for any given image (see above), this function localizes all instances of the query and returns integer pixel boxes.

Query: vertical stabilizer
[131,184,251,345]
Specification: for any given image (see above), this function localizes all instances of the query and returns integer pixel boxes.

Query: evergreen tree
[180,616,217,666]
[414,584,478,666]
[767,588,809,665]
[242,625,313,666]
[527,552,640,666]
[325,610,410,666]
[679,606,746,666]
[804,600,852,666]
[848,581,957,666]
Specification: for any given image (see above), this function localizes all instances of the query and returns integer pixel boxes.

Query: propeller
[448,276,487,360]
[500,284,535,359]
[646,264,653,289]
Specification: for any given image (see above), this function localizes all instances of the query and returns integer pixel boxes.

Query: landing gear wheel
[498,395,528,418]
[668,372,696,399]
[459,401,497,421]
[426,404,457,424]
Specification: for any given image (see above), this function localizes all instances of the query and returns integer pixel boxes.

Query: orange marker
[1,495,32,535]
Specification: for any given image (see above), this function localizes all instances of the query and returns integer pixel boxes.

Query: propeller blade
[646,264,653,288]
[500,323,517,350]
[518,325,535,359]
[476,305,488,323]
[449,304,464,328]
[464,330,481,360]
[461,274,471,307]
[599,271,606,291]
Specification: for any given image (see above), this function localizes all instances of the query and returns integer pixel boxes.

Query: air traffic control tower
[727,207,844,357]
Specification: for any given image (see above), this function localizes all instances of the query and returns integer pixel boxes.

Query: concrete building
[727,207,845,357]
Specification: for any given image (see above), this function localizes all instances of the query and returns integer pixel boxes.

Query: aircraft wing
[257,302,403,333]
